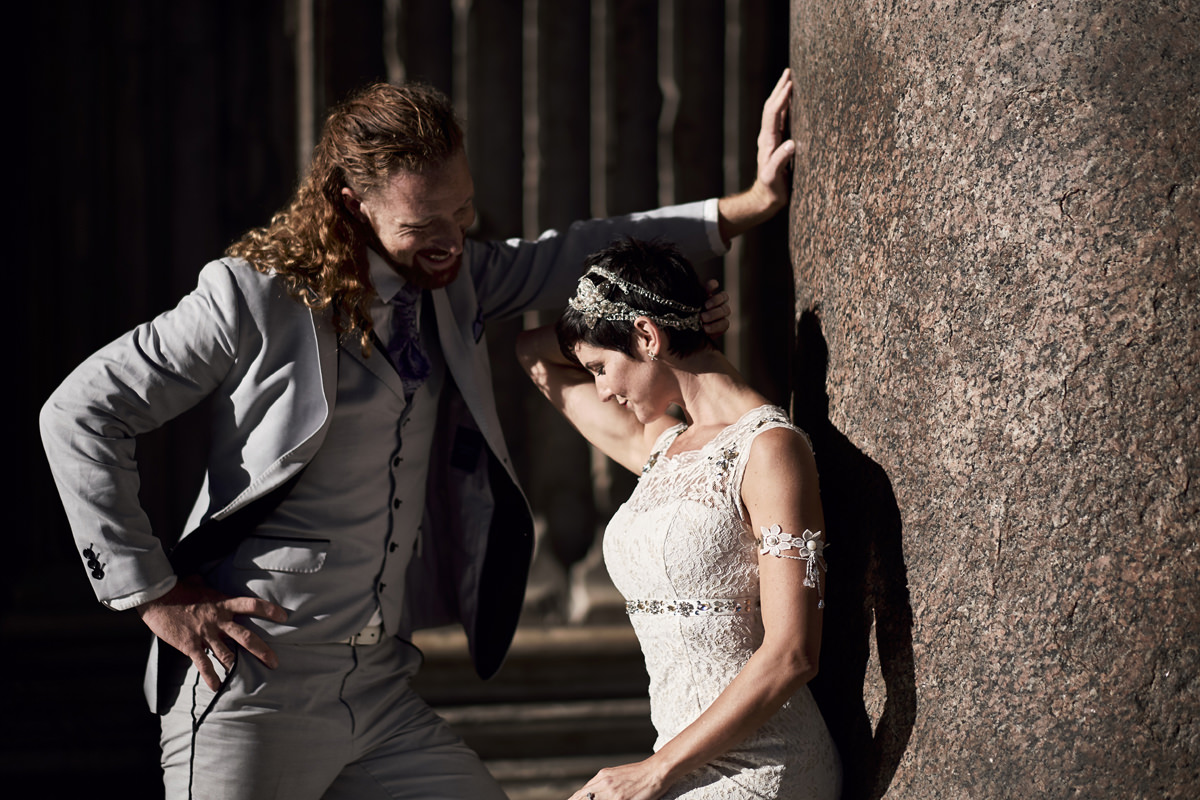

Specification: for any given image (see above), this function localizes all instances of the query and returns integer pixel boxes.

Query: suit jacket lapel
[430,288,508,466]
[315,307,341,412]
[432,290,480,402]
[342,329,407,401]
[212,304,340,521]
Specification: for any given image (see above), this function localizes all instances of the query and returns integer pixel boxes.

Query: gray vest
[206,311,444,644]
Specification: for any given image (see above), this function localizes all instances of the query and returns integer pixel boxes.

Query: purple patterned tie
[386,283,431,402]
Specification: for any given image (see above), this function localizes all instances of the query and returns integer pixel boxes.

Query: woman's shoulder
[731,406,815,478]
[728,404,808,446]
[741,425,817,490]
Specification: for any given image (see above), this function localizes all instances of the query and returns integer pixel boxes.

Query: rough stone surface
[789,1,1199,797]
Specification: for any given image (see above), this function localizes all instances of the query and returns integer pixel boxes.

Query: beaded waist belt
[625,597,760,617]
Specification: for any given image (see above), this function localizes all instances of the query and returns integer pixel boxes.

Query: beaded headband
[568,266,702,330]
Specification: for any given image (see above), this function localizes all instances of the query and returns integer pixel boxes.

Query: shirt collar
[367,248,423,348]
[367,247,412,304]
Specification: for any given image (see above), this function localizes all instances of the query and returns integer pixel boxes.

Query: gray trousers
[160,637,506,799]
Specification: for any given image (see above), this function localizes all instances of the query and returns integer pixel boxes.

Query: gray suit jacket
[40,201,721,711]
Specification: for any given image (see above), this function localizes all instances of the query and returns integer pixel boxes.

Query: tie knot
[392,282,421,307]
[390,284,421,337]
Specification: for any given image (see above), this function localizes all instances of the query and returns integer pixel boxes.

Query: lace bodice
[608,405,798,610]
[603,405,840,799]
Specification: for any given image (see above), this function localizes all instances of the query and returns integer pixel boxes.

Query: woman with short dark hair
[517,238,842,800]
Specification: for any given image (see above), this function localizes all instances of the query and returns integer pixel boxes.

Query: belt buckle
[347,625,382,646]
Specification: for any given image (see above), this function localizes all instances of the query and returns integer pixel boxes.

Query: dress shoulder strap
[641,421,687,475]
[727,405,812,515]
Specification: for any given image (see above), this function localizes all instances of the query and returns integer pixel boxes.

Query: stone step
[436,698,655,760]
[411,623,649,705]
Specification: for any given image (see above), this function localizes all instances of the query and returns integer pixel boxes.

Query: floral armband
[758,525,828,608]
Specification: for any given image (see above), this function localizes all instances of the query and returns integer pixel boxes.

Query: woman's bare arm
[516,326,671,473]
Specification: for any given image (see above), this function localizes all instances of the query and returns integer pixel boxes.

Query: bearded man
[41,73,794,798]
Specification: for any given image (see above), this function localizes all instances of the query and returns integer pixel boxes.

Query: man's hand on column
[718,68,797,243]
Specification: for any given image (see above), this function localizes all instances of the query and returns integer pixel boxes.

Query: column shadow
[793,309,916,800]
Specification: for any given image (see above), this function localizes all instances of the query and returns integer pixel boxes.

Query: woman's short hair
[557,238,714,362]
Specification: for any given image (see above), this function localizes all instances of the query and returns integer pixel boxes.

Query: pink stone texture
[789,1,1198,797]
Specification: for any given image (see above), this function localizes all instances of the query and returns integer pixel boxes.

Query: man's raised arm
[718,69,796,244]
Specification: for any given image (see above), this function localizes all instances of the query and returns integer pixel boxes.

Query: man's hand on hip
[137,575,288,691]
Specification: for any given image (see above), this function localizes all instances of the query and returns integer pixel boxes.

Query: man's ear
[341,187,367,222]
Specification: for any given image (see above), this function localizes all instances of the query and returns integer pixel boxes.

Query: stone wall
[789,1,1199,797]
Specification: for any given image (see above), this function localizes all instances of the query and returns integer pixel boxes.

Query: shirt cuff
[102,574,178,612]
[703,197,729,257]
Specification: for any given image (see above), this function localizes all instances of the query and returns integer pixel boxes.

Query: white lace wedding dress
[604,405,842,799]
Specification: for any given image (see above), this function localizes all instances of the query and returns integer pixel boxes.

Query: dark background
[7,1,791,794]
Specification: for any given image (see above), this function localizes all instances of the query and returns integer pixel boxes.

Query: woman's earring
[648,351,659,361]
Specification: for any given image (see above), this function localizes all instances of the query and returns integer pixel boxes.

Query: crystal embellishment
[569,266,703,330]
[626,596,760,616]
[709,447,739,473]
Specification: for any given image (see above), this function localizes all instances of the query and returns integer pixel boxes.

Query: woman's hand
[569,758,671,800]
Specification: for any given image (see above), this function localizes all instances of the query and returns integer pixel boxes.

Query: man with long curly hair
[41,74,795,798]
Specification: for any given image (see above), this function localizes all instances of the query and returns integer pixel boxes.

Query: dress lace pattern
[604,405,841,799]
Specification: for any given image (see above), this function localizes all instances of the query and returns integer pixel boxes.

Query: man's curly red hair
[227,82,463,352]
